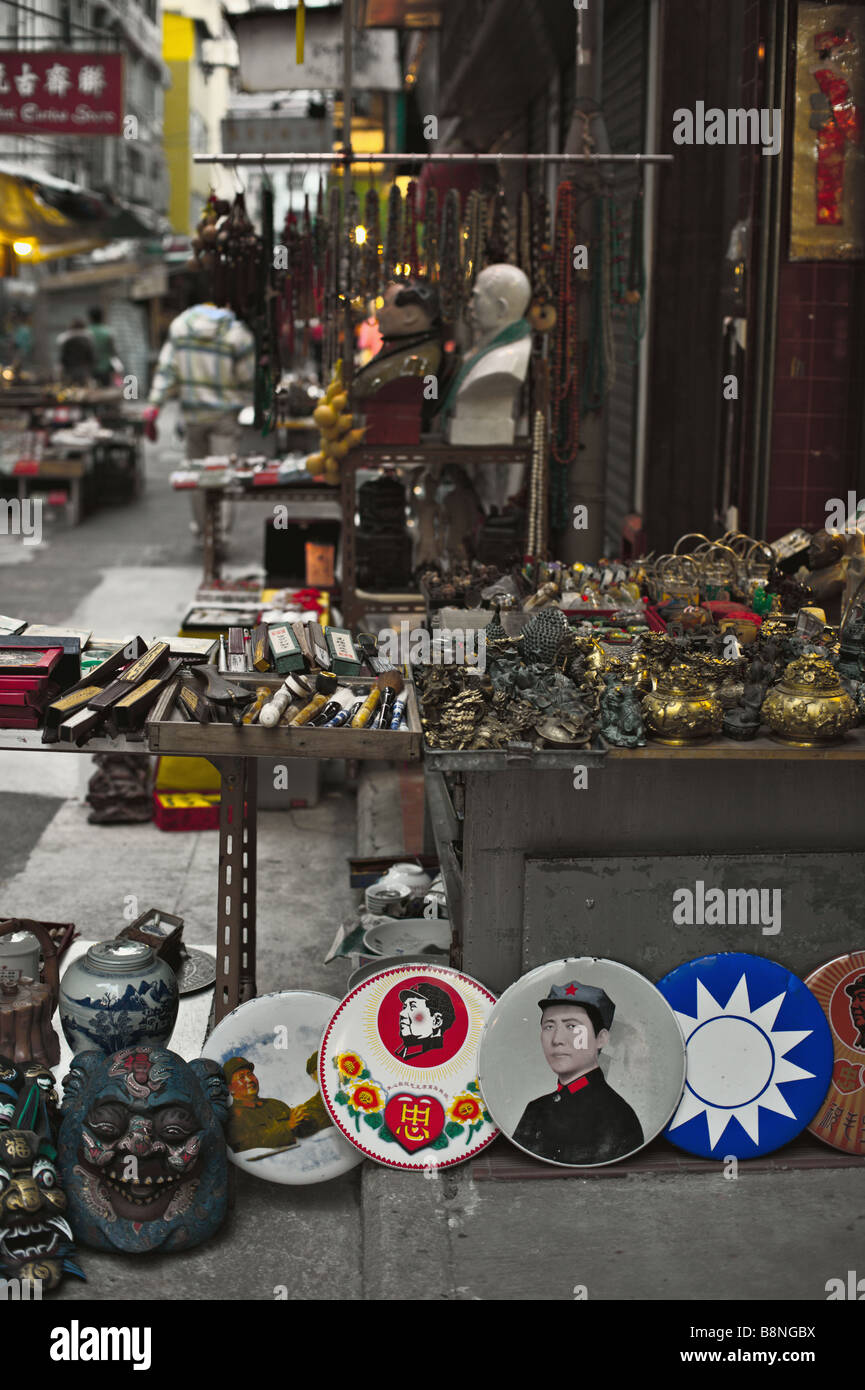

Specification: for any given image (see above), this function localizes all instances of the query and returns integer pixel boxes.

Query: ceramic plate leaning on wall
[478,957,686,1168]
[204,991,363,1184]
[319,964,498,1169]
[658,952,834,1159]
[805,950,865,1155]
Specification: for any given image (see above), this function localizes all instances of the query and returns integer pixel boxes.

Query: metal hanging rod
[194,151,673,166]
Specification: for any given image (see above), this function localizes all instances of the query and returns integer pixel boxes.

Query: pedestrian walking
[57,319,95,386]
[144,280,255,537]
[87,307,119,387]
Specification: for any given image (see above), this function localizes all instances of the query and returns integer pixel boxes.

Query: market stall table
[171,475,342,586]
[0,679,423,1029]
[423,731,865,993]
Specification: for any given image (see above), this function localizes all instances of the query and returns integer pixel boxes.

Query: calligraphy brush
[375,668,404,729]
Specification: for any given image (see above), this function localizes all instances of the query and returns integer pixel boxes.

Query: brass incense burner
[761,654,856,746]
[642,663,723,745]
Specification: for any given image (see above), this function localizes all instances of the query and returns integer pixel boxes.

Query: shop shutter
[601,0,648,552]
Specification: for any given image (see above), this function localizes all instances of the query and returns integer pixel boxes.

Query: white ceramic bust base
[447,335,532,446]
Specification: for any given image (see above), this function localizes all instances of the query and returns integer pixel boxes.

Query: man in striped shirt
[146,287,255,535]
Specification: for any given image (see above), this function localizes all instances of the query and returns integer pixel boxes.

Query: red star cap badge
[565,984,577,995]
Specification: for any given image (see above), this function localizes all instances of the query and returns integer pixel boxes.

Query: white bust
[448,264,532,446]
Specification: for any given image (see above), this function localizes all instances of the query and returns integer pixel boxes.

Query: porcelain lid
[85,939,155,973]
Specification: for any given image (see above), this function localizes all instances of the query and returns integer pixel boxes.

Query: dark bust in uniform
[395,982,455,1061]
[351,277,444,412]
[512,981,644,1166]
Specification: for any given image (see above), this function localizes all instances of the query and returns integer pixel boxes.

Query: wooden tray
[145,675,422,761]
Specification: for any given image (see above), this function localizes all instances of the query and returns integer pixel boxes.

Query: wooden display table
[423,731,865,993]
[0,682,422,1028]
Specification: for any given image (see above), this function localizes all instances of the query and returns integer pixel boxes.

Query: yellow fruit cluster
[305,360,365,486]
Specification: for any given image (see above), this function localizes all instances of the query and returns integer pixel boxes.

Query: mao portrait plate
[478,957,686,1167]
[318,964,498,1169]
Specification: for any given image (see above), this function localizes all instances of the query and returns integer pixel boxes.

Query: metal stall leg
[209,756,258,1029]
[202,486,221,586]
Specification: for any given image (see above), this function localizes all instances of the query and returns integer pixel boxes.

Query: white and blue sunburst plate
[657,953,834,1159]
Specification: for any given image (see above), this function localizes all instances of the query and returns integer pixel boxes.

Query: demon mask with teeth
[58,1047,230,1254]
[0,1054,84,1292]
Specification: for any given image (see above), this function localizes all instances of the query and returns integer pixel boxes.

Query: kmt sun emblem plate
[806,951,865,1155]
[319,965,498,1169]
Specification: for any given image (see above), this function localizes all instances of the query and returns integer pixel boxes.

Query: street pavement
[0,416,863,1302]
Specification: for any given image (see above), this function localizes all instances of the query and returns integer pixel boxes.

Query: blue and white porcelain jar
[59,940,179,1055]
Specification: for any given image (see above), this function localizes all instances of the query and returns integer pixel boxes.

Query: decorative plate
[203,990,363,1184]
[478,957,686,1167]
[657,952,834,1159]
[805,951,865,1154]
[176,947,217,996]
[318,964,498,1169]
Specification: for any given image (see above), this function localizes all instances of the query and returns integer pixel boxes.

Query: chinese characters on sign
[0,52,124,137]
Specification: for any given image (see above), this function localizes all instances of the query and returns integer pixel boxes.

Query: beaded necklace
[528,189,556,333]
[361,183,382,302]
[324,185,341,373]
[422,186,439,282]
[550,181,579,529]
[486,181,510,264]
[438,188,462,323]
[402,179,420,279]
[518,190,532,278]
[383,184,402,283]
[345,187,361,304]
[463,189,485,296]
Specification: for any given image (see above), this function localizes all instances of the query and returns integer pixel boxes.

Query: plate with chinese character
[657,953,834,1158]
[805,951,865,1154]
[478,958,686,1167]
[203,990,363,1184]
[318,965,498,1169]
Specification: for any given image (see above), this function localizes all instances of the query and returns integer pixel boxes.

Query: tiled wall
[767,262,859,538]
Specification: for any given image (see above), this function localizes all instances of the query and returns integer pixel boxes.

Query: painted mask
[0,1054,84,1292]
[58,1047,230,1254]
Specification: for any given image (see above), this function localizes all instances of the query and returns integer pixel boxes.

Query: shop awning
[0,163,171,263]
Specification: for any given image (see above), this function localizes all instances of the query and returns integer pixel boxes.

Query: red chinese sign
[0,52,124,137]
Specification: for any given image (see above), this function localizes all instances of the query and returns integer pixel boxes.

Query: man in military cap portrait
[512,981,644,1165]
[222,1055,331,1154]
[395,982,456,1060]
[845,974,865,1049]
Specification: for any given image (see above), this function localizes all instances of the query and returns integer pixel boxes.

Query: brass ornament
[642,663,724,745]
[761,654,857,746]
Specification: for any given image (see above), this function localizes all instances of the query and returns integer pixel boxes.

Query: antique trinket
[0,1055,85,1292]
[478,958,685,1168]
[641,664,723,745]
[319,965,498,1169]
[761,653,856,745]
[599,677,646,748]
[657,953,833,1159]
[0,918,61,1067]
[58,1047,230,1253]
[806,952,865,1155]
[204,990,362,1185]
[59,940,179,1055]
